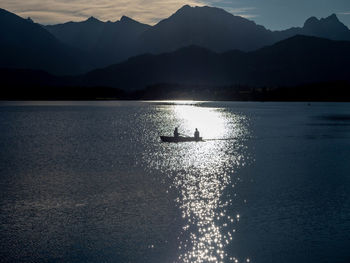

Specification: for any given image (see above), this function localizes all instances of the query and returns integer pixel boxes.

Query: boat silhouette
[160,136,203,142]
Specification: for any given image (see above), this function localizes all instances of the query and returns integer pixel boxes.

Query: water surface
[0,101,349,263]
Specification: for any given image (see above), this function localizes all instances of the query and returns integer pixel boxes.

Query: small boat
[160,136,203,143]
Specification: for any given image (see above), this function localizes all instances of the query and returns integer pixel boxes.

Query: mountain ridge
[1,34,350,101]
[2,35,350,101]
[1,6,350,74]
[80,35,350,90]
[0,8,89,74]
[44,13,151,66]
[42,5,350,68]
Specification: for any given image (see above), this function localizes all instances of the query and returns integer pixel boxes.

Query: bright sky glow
[1,0,350,29]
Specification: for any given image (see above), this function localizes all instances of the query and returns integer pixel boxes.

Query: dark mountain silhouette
[45,15,151,66]
[2,35,350,101]
[138,5,275,53]
[275,13,350,41]
[43,5,350,67]
[0,68,129,100]
[240,35,350,84]
[139,7,350,53]
[0,68,69,87]
[303,14,350,40]
[45,16,106,51]
[1,6,350,74]
[82,35,350,90]
[0,8,88,74]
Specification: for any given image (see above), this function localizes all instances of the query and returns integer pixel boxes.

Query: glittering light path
[146,102,250,262]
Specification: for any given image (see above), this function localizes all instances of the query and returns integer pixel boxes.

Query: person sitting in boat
[174,127,179,138]
[194,128,200,140]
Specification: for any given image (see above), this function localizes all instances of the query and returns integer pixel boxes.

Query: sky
[1,0,350,30]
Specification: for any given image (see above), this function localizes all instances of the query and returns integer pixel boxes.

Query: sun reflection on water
[145,102,250,262]
[173,105,227,139]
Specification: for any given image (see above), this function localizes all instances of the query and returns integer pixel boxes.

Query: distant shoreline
[1,81,350,102]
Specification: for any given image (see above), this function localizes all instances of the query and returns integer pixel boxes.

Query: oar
[204,137,237,141]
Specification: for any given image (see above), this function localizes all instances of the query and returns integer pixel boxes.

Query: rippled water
[0,101,349,263]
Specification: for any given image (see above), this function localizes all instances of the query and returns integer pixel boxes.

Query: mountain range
[0,8,89,74]
[45,15,150,67]
[1,5,350,74]
[81,35,350,89]
[2,35,350,92]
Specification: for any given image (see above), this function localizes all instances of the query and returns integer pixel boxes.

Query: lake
[0,101,349,263]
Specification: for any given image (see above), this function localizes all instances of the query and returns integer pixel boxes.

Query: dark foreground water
[0,101,349,263]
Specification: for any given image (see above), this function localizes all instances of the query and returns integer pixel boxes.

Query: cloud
[338,12,350,15]
[1,0,207,24]
[221,7,258,18]
[201,1,258,19]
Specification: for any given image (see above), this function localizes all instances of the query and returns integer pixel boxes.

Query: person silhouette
[194,128,200,141]
[174,127,179,138]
